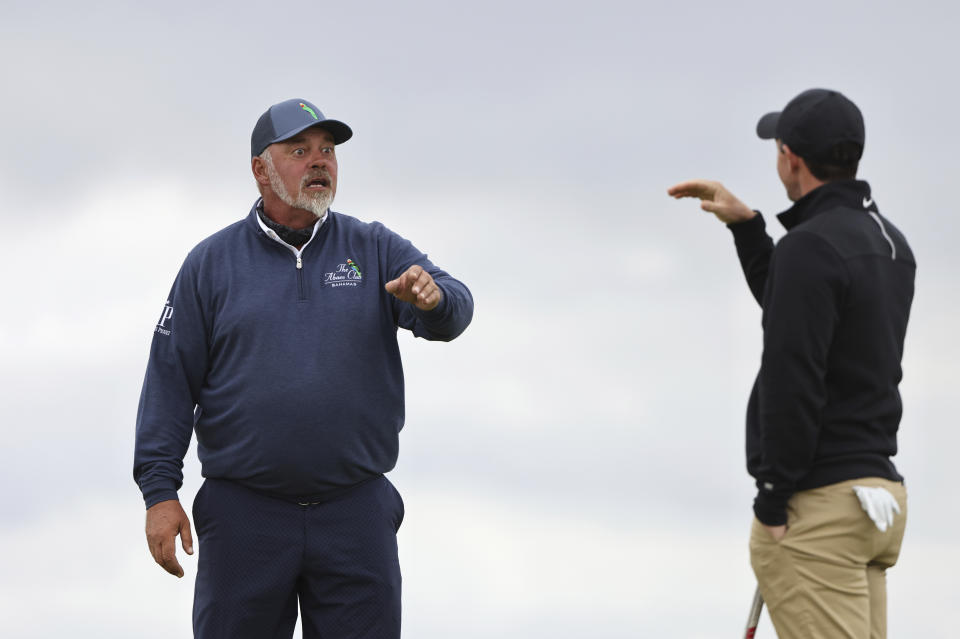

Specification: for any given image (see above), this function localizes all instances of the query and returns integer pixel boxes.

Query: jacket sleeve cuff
[753,488,790,526]
[727,211,766,237]
[410,280,473,341]
[140,480,181,510]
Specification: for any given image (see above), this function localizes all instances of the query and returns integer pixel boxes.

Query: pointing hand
[385,265,443,311]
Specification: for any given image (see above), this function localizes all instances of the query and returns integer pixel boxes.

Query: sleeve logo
[155,300,173,336]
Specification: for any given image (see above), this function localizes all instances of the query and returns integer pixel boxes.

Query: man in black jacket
[669,89,915,638]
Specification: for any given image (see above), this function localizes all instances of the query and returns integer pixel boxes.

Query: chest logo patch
[324,258,364,288]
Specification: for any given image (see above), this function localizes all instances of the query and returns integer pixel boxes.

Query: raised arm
[668,179,772,304]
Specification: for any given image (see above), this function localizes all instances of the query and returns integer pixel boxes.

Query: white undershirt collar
[255,198,327,257]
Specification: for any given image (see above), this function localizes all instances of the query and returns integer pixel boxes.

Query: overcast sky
[2,1,958,636]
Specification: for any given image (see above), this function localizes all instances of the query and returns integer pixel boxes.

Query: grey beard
[289,186,333,219]
[262,150,334,219]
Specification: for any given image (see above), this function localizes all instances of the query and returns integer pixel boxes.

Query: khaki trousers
[749,477,907,639]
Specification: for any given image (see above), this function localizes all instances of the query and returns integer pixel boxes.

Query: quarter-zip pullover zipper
[255,208,326,302]
[263,234,309,300]
[295,254,305,300]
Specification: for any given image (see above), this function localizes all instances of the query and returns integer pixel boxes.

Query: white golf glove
[852,485,901,532]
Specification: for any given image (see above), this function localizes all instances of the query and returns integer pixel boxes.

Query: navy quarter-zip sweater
[134,203,473,508]
[728,180,915,525]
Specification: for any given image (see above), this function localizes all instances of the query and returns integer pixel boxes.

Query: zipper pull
[296,255,303,270]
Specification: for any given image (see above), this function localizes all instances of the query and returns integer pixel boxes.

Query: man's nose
[309,152,332,169]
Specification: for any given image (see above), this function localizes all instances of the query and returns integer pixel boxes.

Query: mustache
[301,168,332,187]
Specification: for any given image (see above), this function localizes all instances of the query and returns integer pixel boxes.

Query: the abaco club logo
[324,258,363,288]
[155,300,173,336]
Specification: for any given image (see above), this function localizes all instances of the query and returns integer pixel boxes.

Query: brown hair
[802,141,862,181]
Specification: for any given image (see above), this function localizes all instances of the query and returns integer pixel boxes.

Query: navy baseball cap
[251,98,352,157]
[756,89,864,163]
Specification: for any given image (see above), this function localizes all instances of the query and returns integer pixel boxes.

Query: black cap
[756,89,864,163]
[251,98,352,158]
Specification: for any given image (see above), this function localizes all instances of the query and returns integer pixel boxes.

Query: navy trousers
[191,475,404,639]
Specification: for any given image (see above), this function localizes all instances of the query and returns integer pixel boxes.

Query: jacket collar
[245,198,331,239]
[776,179,876,230]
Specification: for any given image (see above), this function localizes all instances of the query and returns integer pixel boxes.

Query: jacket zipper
[296,254,306,300]
[259,224,313,301]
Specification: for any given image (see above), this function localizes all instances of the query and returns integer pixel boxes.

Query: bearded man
[134,98,474,638]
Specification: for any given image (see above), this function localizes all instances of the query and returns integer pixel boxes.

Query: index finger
[667,180,714,199]
[411,269,433,293]
[398,266,424,292]
[404,265,424,282]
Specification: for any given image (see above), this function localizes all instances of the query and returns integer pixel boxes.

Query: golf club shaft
[744,585,763,638]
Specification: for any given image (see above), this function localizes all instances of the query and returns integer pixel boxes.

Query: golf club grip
[744,585,764,638]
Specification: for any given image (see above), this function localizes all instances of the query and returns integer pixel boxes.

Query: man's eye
[293,148,305,156]
[322,147,334,154]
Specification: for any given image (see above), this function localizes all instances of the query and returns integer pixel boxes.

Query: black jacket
[729,180,915,525]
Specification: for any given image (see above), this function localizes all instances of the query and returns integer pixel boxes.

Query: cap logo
[299,103,319,120]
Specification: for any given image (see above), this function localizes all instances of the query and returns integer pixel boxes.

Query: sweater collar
[246,198,329,247]
[776,179,877,230]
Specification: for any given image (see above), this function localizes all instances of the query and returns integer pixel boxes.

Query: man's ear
[780,143,803,172]
[251,155,271,186]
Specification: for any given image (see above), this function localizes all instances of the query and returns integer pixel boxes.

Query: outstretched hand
[145,499,194,578]
[385,265,443,311]
[667,179,756,224]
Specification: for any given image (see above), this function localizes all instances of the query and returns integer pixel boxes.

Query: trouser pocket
[749,517,800,613]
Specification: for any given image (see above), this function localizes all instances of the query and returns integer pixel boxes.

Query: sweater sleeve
[133,255,210,508]
[728,213,774,305]
[380,225,473,341]
[752,231,847,525]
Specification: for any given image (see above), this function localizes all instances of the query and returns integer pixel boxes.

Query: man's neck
[795,165,825,200]
[257,202,323,250]
[260,193,319,230]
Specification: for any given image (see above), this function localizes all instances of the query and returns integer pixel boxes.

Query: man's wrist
[143,487,181,510]
[753,487,789,526]
[727,209,761,228]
